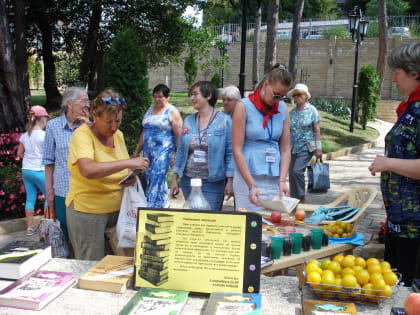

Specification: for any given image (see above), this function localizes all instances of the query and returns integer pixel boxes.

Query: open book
[258,196,300,216]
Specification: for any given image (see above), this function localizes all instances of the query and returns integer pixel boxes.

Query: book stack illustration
[139,213,174,286]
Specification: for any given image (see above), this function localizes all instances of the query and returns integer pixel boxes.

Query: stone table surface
[0,258,302,315]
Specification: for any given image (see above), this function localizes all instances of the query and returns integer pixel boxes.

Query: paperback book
[260,256,274,269]
[78,255,134,293]
[0,240,52,280]
[258,196,300,215]
[0,270,75,311]
[302,300,357,315]
[204,292,261,315]
[119,287,188,315]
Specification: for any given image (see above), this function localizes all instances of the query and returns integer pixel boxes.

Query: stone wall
[149,37,417,102]
[376,100,399,123]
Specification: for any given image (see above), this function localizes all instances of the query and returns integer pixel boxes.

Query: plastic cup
[290,232,303,254]
[270,236,284,259]
[302,234,311,252]
[311,229,324,250]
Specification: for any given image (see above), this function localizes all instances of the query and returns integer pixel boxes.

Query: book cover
[140,260,169,271]
[119,287,188,315]
[78,255,134,294]
[0,240,52,280]
[145,224,172,234]
[259,196,300,214]
[141,248,170,258]
[204,292,262,315]
[260,256,274,269]
[147,213,174,223]
[140,265,169,277]
[144,231,172,241]
[142,242,171,251]
[145,220,174,228]
[302,300,357,315]
[141,254,170,263]
[0,270,75,311]
[138,272,169,286]
[143,236,171,246]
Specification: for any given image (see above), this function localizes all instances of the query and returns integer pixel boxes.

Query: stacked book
[139,213,174,286]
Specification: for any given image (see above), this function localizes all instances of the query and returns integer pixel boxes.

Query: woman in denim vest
[170,81,234,210]
[369,43,420,286]
[232,64,292,212]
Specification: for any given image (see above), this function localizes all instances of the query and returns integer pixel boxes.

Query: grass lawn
[30,89,47,105]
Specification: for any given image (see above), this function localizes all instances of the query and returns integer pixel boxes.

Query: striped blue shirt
[42,113,82,198]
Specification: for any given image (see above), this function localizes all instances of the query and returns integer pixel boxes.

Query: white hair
[221,85,241,100]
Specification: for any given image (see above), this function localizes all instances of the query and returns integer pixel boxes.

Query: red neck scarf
[396,83,420,119]
[248,87,279,129]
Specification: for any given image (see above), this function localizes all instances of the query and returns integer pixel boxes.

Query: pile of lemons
[306,254,399,300]
[322,220,355,238]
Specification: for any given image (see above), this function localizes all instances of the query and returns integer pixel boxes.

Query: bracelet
[249,184,257,191]
[316,140,322,150]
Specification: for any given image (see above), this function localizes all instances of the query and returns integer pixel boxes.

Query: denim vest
[173,111,234,181]
[241,97,286,176]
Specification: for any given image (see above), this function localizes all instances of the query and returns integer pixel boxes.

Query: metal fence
[212,15,420,42]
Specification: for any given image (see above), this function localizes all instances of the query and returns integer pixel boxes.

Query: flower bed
[0,130,44,221]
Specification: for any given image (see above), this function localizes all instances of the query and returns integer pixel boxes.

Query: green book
[144,231,172,241]
[140,266,169,278]
[142,242,171,252]
[140,254,170,263]
[143,236,171,246]
[146,213,174,223]
[119,288,188,315]
[141,248,170,258]
[140,260,168,271]
[145,224,172,234]
[204,293,261,315]
[145,220,174,228]
[138,272,169,286]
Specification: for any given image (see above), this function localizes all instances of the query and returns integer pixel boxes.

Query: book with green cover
[144,231,172,241]
[142,242,171,251]
[139,266,169,278]
[138,272,168,286]
[141,260,168,271]
[145,220,174,228]
[147,213,174,223]
[140,254,170,263]
[141,248,170,258]
[145,224,172,234]
[204,293,261,315]
[119,288,188,315]
[143,236,171,246]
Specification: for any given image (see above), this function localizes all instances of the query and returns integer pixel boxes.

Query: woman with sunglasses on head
[132,84,183,208]
[170,81,234,211]
[65,89,149,260]
[232,64,292,212]
[287,83,322,203]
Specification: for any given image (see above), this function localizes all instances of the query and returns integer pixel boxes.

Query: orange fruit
[352,265,363,273]
[377,284,392,297]
[355,269,370,285]
[383,271,398,286]
[308,271,322,287]
[355,257,366,268]
[342,274,358,288]
[370,272,384,284]
[367,263,382,274]
[333,255,344,265]
[306,262,320,274]
[321,259,331,270]
[308,259,321,267]
[327,261,342,275]
[372,279,387,291]
[381,261,391,270]
[321,271,335,290]
[366,257,380,266]
[362,283,375,296]
[342,256,356,268]
[341,267,356,277]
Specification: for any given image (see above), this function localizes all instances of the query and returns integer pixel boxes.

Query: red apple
[271,211,282,223]
[405,293,420,315]
[295,210,306,221]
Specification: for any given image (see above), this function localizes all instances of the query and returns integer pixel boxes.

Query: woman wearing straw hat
[288,83,322,203]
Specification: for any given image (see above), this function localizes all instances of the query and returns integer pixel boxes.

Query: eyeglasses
[292,93,305,98]
[102,97,125,105]
[269,86,286,101]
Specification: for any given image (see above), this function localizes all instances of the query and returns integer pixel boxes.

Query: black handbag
[307,158,330,193]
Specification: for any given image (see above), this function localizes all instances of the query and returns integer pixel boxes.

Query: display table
[0,259,301,315]
[262,243,356,286]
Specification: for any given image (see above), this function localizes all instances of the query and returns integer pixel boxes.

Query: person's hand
[119,175,137,187]
[248,186,261,206]
[130,157,149,172]
[224,178,234,201]
[76,115,89,124]
[46,188,54,210]
[368,155,390,176]
[169,180,179,199]
[315,149,322,159]
[279,181,290,197]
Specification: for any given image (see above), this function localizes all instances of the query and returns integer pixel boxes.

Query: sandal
[25,227,35,236]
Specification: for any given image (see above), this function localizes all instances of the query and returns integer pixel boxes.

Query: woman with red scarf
[232,64,292,212]
[369,42,420,286]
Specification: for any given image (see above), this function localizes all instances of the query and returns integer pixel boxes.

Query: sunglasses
[102,97,125,105]
[292,93,305,98]
[269,86,286,101]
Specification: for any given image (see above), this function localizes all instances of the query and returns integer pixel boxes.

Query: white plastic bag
[117,177,146,248]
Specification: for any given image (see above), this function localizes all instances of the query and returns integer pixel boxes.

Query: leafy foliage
[322,25,350,39]
[311,98,351,119]
[366,0,410,16]
[101,27,151,153]
[28,56,43,90]
[366,21,379,38]
[357,65,380,130]
[55,50,81,88]
[211,72,221,88]
[184,51,198,90]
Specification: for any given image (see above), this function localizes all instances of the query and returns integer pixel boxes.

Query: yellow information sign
[134,209,261,294]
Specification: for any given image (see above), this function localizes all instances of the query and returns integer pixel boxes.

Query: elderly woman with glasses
[65,89,149,260]
[287,83,322,203]
[232,64,292,212]
[221,85,241,116]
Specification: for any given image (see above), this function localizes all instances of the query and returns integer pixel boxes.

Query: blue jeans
[22,169,47,210]
[180,176,225,211]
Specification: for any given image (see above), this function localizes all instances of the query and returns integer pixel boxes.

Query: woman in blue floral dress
[133,84,183,208]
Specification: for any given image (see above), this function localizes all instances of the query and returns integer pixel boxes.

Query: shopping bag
[38,206,69,258]
[117,177,147,248]
[307,159,330,193]
[304,205,359,225]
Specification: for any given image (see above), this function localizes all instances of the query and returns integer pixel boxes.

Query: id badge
[266,147,276,163]
[193,150,207,163]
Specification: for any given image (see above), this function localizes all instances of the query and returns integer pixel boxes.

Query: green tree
[357,65,380,130]
[184,52,198,89]
[31,57,43,90]
[211,72,221,88]
[101,27,151,153]
[366,0,409,16]
[322,25,350,39]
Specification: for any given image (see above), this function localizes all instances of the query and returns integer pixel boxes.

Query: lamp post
[219,42,229,88]
[348,6,369,133]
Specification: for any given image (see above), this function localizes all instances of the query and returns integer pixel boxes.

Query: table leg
[296,264,304,288]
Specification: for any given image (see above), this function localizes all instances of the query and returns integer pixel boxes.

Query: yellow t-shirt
[65,124,129,213]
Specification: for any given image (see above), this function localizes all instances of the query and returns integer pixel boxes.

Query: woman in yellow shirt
[66,89,149,260]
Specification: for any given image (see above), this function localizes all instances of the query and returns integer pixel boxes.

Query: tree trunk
[288,0,305,85]
[0,0,26,131]
[79,0,102,87]
[252,6,261,88]
[88,51,103,93]
[13,0,30,110]
[264,0,279,72]
[376,0,388,97]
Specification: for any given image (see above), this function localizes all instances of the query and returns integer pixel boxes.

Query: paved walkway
[1,119,393,257]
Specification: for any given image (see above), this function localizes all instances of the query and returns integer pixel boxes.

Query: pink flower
[38,194,45,201]
[9,194,16,199]
[11,204,16,210]
[0,190,5,196]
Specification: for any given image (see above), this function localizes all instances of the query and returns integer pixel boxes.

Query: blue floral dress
[143,105,176,208]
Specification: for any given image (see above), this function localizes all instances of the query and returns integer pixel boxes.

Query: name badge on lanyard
[265,117,275,163]
[193,150,207,163]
